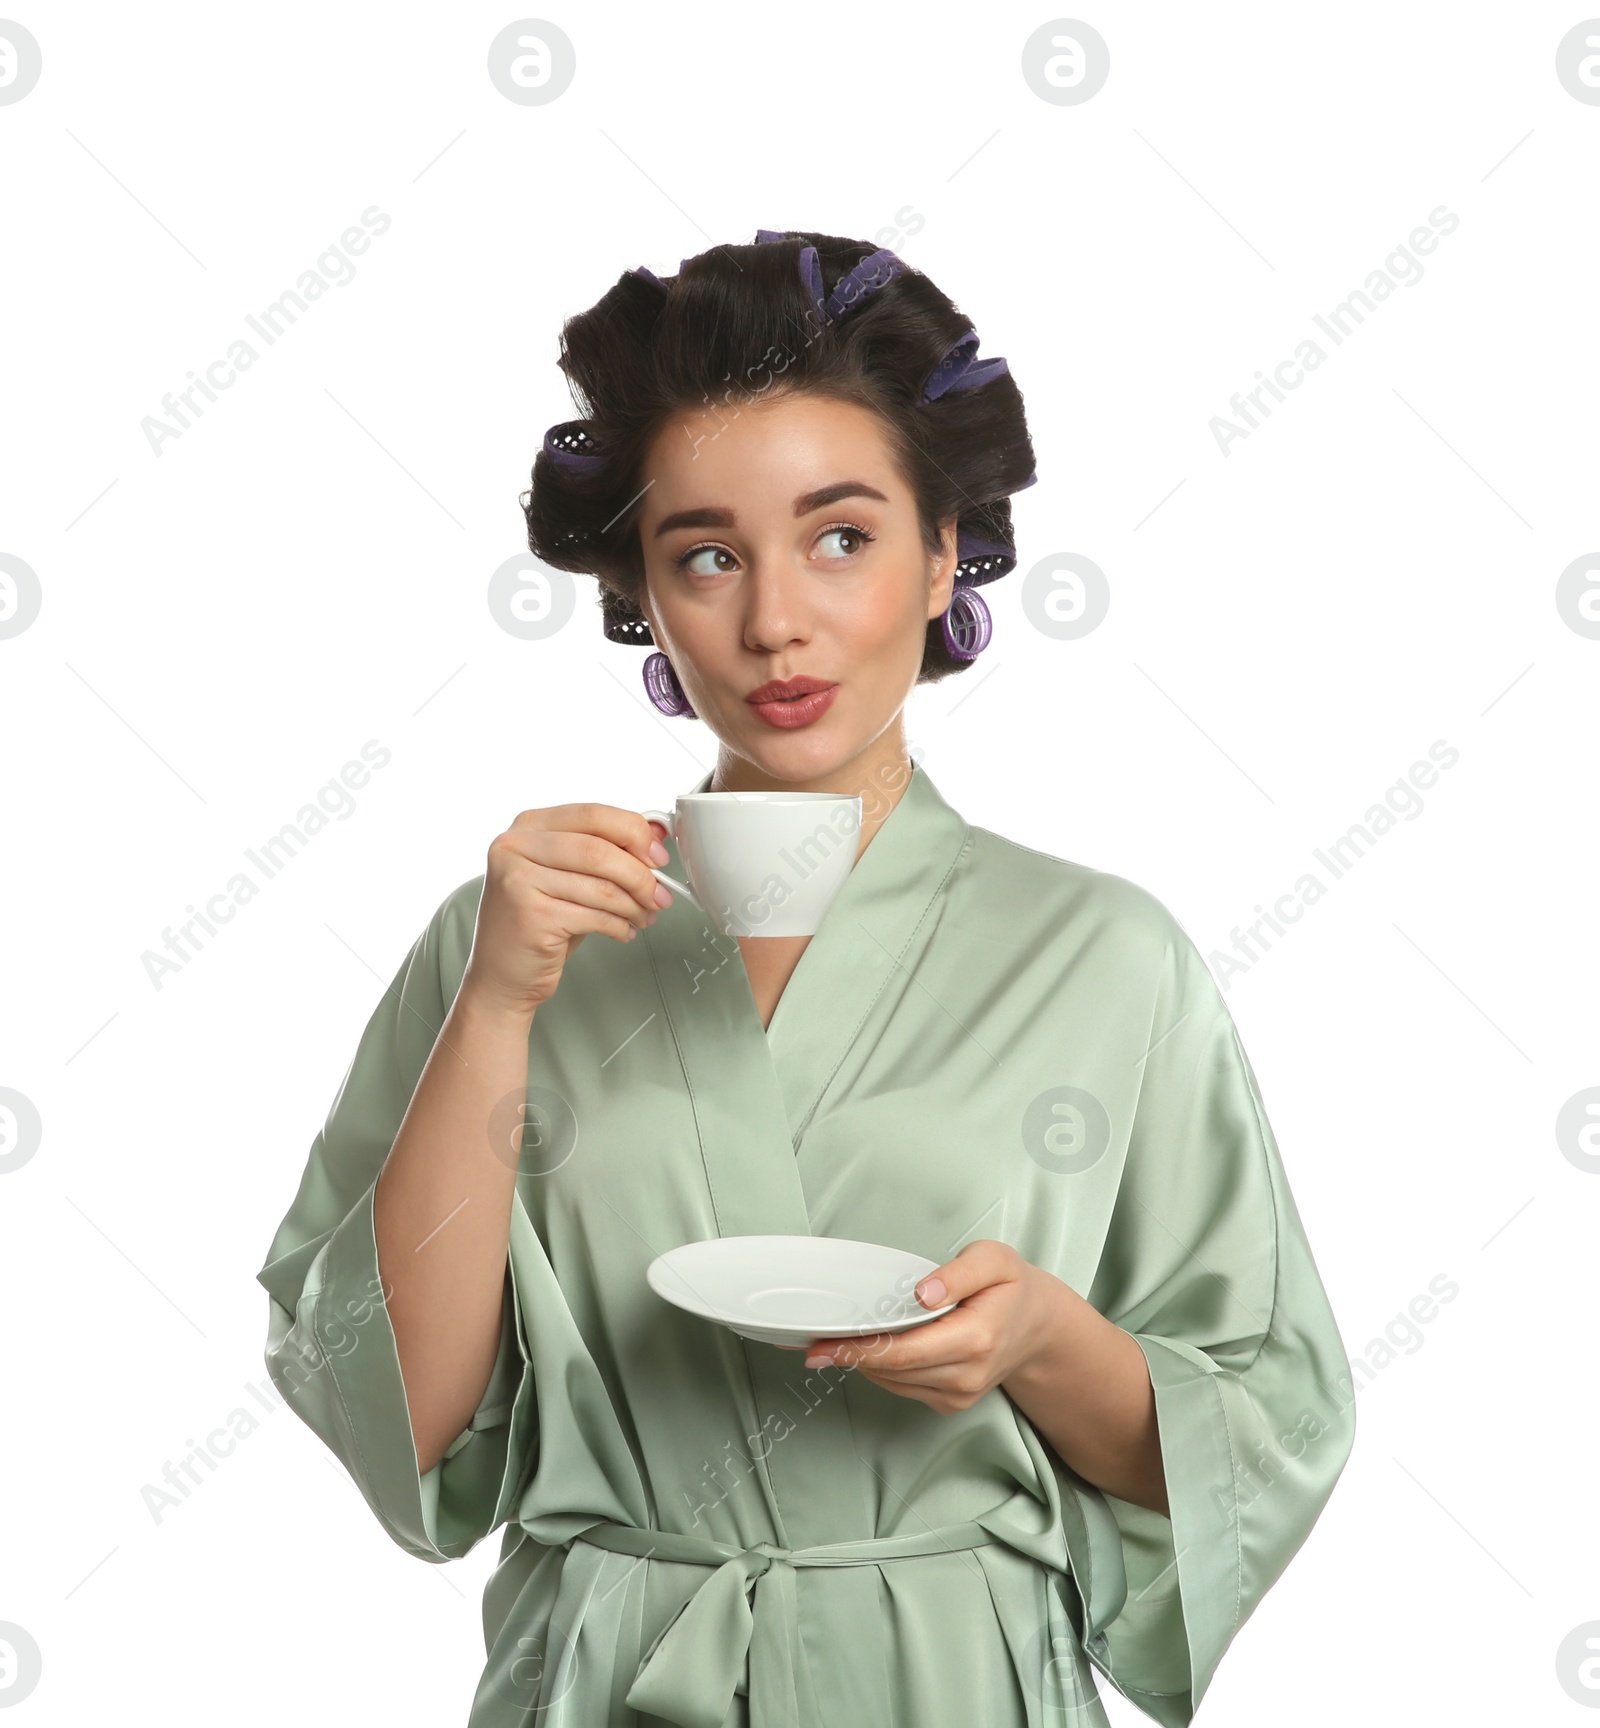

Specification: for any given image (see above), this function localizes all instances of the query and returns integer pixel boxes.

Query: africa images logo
[1209,206,1460,456]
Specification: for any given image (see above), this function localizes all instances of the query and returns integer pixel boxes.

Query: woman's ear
[927,519,960,620]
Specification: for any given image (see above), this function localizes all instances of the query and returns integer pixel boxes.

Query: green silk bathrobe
[257,761,1355,1727]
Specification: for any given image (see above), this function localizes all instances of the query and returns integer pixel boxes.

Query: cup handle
[641,808,700,909]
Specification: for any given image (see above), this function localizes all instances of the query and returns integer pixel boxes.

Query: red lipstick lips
[745,676,839,730]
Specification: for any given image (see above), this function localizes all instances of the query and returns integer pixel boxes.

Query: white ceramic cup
[641,791,864,937]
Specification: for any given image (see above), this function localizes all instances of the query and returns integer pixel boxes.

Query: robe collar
[642,759,972,1239]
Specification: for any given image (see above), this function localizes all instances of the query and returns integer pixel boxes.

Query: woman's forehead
[640,398,907,527]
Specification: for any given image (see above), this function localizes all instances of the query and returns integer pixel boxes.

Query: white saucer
[646,1234,957,1348]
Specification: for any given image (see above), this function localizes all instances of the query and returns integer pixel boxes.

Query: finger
[914,1239,1018,1310]
[513,800,665,854]
[834,1346,977,1380]
[810,1317,979,1373]
[854,1360,980,1392]
[829,1369,946,1410]
[507,827,668,920]
[513,802,670,873]
[521,858,664,932]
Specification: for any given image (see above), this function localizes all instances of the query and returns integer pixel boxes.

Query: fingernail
[917,1277,946,1307]
[649,841,669,865]
[804,1352,831,1368]
[654,883,674,908]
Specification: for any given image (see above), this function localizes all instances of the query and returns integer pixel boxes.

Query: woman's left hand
[794,1240,1058,1414]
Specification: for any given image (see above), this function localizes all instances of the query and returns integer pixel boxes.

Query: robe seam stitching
[1083,927,1178,1318]
[976,828,1100,879]
[1212,1369,1246,1640]
[327,1201,393,1537]
[314,1272,432,1561]
[1225,1015,1284,1380]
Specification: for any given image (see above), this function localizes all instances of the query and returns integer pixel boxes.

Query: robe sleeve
[254,879,538,1563]
[1060,897,1356,1725]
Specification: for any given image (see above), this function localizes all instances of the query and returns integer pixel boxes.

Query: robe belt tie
[574,1517,1003,1728]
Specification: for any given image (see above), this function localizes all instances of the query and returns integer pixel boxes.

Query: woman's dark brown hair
[521,228,1037,684]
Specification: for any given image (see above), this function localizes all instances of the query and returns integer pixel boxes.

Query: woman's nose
[740,558,808,650]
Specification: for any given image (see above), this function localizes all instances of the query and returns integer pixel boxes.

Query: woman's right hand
[459,804,674,1018]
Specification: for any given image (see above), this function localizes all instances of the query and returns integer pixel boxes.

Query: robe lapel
[643,761,972,1240]
[760,764,972,1147]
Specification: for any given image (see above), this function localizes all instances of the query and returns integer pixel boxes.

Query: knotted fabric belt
[574,1517,1003,1728]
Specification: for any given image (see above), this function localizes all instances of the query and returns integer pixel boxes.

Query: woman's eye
[679,545,736,577]
[817,525,871,559]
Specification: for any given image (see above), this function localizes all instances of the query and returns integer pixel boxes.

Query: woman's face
[635,391,957,786]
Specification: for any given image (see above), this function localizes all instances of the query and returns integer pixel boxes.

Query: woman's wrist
[454,969,541,1030]
[1001,1269,1097,1398]
[1001,1273,1169,1515]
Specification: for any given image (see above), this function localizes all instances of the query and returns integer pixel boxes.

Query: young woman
[258,229,1355,1727]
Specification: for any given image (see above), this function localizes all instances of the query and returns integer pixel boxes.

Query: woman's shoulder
[960,822,1198,965]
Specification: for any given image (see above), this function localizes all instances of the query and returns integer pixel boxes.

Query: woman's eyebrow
[652,481,889,539]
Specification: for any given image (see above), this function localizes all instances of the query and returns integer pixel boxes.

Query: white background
[3,2,1597,1722]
